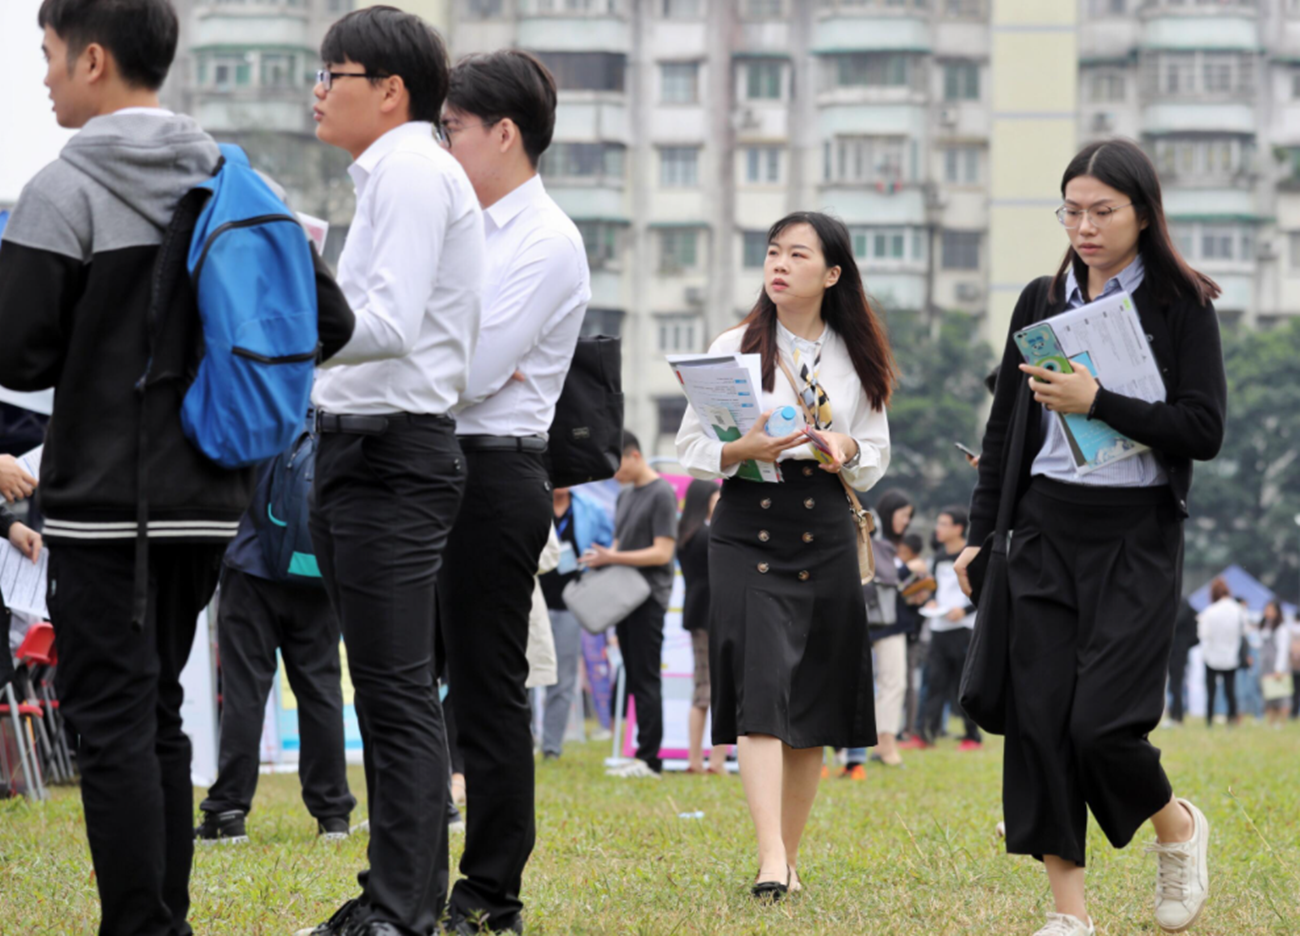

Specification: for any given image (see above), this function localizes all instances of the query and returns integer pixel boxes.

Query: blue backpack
[182,143,319,469]
[254,424,322,585]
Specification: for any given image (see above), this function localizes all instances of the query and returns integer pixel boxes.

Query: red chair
[0,678,47,800]
[16,623,74,784]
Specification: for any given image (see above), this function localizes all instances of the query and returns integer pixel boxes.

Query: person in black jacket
[0,4,353,934]
[955,139,1226,936]
[1167,598,1199,725]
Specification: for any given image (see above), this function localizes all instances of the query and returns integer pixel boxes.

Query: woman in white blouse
[676,211,894,901]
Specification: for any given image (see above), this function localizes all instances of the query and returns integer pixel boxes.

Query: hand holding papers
[669,353,790,482]
[1015,290,1163,476]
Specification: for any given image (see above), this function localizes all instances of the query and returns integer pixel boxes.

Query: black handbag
[958,376,1031,736]
[546,336,625,489]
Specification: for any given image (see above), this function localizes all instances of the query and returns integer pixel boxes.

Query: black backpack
[547,336,624,489]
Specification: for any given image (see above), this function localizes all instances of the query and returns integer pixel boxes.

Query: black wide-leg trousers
[1003,477,1182,868]
[310,417,465,935]
[439,449,553,933]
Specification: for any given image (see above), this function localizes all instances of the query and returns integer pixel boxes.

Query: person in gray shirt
[582,431,677,777]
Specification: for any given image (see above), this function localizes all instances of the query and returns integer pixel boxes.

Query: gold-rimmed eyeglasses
[1055,203,1133,230]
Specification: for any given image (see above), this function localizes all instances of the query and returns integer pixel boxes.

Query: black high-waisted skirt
[708,465,876,749]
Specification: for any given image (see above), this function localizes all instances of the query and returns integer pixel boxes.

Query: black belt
[458,434,547,454]
[316,411,455,435]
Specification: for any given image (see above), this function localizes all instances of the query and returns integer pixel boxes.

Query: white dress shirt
[1197,597,1246,671]
[675,321,891,491]
[313,121,484,416]
[454,175,590,437]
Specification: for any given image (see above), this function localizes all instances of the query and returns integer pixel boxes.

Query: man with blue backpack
[195,416,356,846]
[0,2,355,934]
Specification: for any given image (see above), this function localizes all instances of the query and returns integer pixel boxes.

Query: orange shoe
[820,765,830,779]
[837,763,866,781]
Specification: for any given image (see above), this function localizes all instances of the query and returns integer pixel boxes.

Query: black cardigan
[968,272,1228,547]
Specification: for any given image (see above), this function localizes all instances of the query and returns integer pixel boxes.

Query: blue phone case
[1013,323,1074,381]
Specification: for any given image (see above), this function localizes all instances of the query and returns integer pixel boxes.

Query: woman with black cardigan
[678,479,727,775]
[955,139,1227,936]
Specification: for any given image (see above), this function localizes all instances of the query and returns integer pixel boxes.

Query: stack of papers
[668,353,780,483]
[1034,291,1164,476]
[1,444,47,619]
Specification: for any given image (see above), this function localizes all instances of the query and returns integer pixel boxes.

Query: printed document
[668,353,780,483]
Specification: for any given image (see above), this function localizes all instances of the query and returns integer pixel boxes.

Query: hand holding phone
[954,442,978,459]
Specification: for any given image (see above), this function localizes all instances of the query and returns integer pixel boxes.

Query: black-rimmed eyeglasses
[315,69,388,92]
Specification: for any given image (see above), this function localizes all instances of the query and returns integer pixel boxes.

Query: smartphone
[1013,323,1074,383]
[802,426,837,465]
[954,442,979,459]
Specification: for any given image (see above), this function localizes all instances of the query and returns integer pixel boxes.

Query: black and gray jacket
[0,112,354,546]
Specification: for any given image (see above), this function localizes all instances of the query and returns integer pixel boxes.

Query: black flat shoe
[751,868,791,902]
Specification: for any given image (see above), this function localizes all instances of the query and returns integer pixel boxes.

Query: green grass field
[2,720,1298,935]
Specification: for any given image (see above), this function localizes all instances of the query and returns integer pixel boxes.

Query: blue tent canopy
[1189,564,1297,617]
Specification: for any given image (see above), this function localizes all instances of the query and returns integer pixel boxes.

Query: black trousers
[616,596,667,772]
[1167,645,1191,722]
[439,449,552,932]
[310,418,465,936]
[919,628,981,744]
[1204,667,1238,725]
[1004,478,1180,867]
[200,567,354,821]
[50,541,224,936]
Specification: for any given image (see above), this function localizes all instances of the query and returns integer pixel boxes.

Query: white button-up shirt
[313,121,484,416]
[675,321,891,492]
[454,175,590,437]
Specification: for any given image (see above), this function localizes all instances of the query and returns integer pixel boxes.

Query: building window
[1145,51,1254,98]
[657,314,700,353]
[533,52,626,92]
[744,62,783,100]
[943,62,980,101]
[1151,137,1252,182]
[327,0,354,11]
[832,53,915,89]
[574,221,620,269]
[656,394,691,438]
[661,0,702,16]
[741,0,783,19]
[1289,233,1300,271]
[204,55,252,90]
[581,307,624,338]
[1087,70,1126,103]
[850,226,927,265]
[261,54,295,88]
[659,229,700,272]
[1172,222,1254,263]
[743,231,769,268]
[943,146,980,185]
[945,0,987,15]
[660,147,700,187]
[540,142,626,180]
[660,62,699,104]
[464,0,505,16]
[744,147,781,184]
[824,136,908,185]
[941,231,981,270]
[1291,67,1300,99]
[1087,0,1126,12]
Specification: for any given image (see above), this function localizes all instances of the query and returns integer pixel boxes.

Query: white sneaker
[1148,798,1210,932]
[590,727,613,742]
[605,759,662,780]
[449,819,466,834]
[1033,912,1094,935]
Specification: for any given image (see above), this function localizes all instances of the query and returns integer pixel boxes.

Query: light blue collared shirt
[1030,255,1168,488]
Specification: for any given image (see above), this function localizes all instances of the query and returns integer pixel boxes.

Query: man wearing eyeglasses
[301,8,484,936]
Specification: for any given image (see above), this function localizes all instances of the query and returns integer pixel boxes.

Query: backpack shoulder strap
[216,143,250,169]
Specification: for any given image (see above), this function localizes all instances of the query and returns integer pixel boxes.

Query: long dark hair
[1051,139,1220,308]
[1263,600,1284,631]
[735,211,897,411]
[679,479,719,548]
[874,488,913,546]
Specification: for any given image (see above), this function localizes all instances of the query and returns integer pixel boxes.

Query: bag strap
[990,277,1054,554]
[775,353,875,538]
